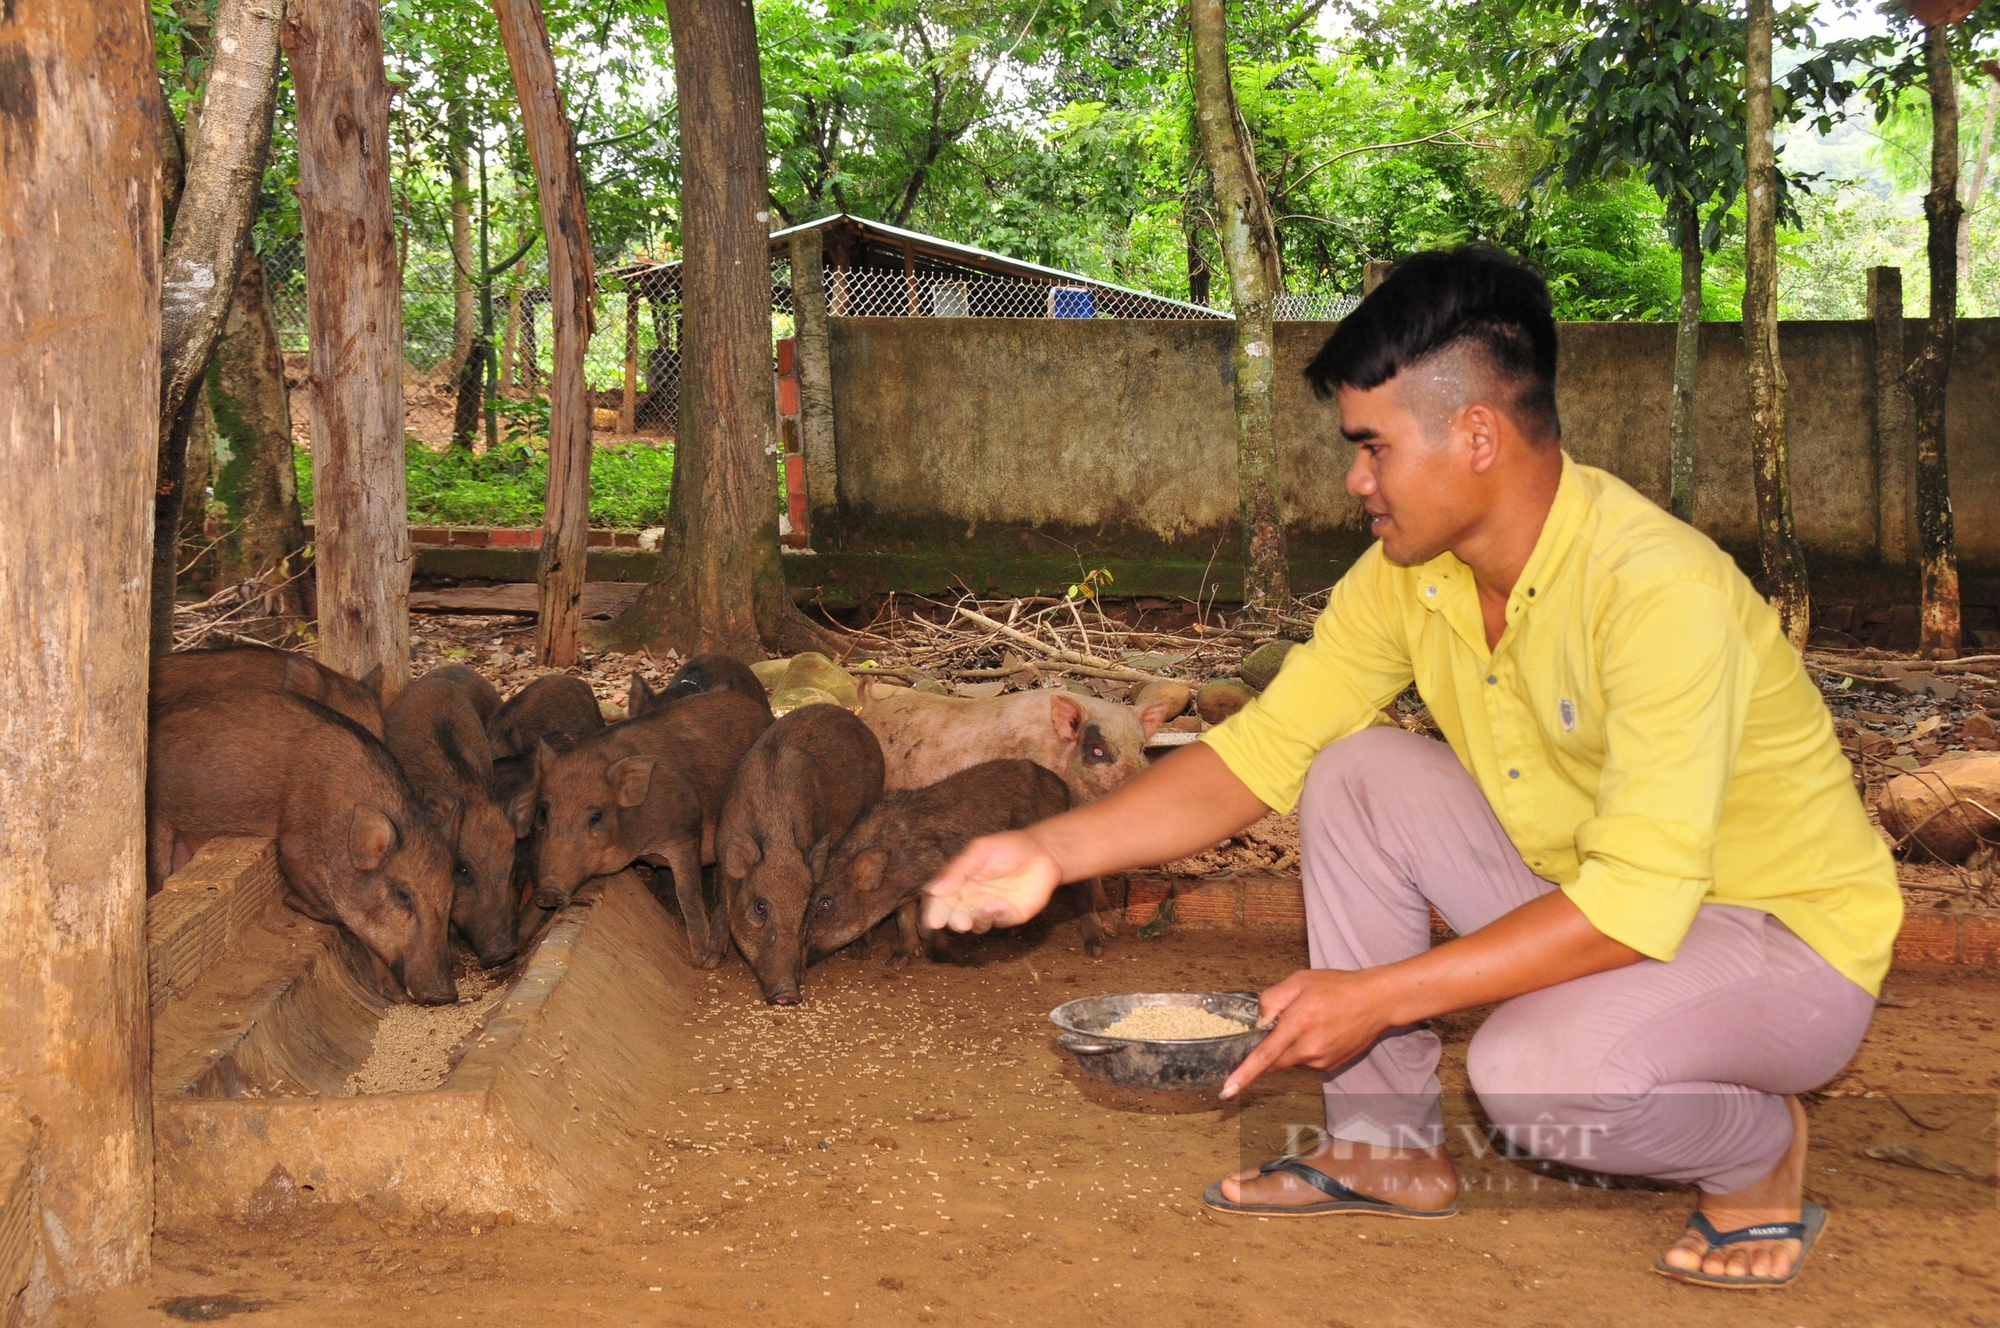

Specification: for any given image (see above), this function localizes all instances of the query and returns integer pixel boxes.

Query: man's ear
[1134,698,1169,741]
[349,805,398,871]
[1461,401,1504,474]
[1048,693,1085,743]
[721,831,761,881]
[609,755,656,808]
[849,847,888,894]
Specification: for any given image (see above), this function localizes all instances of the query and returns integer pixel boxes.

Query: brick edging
[1117,872,1998,967]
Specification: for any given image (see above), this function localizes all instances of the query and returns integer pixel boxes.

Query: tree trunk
[1913,22,1962,659]
[211,249,310,616]
[597,0,842,659]
[179,390,218,587]
[791,227,840,539]
[501,287,522,395]
[283,0,412,693]
[1188,0,1288,612]
[149,0,287,654]
[491,0,597,668]
[1742,0,1811,650]
[0,0,158,1305]
[448,96,478,380]
[1668,201,1702,524]
[454,334,491,446]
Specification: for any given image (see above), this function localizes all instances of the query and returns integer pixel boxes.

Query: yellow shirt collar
[1411,452,1585,619]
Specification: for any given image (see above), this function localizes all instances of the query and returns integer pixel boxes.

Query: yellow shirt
[1203,458,1900,995]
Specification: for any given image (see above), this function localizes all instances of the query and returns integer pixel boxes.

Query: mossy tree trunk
[209,248,310,617]
[1668,200,1702,524]
[1189,0,1287,613]
[1912,22,1962,659]
[1742,0,1811,650]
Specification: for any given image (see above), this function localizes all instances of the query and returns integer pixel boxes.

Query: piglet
[148,692,458,1004]
[806,759,1100,963]
[425,662,502,721]
[858,687,1168,805]
[716,704,884,1005]
[383,668,518,967]
[487,673,605,759]
[516,689,771,965]
[629,652,772,720]
[151,644,385,737]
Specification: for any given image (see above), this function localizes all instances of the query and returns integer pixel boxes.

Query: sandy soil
[53,921,1999,1328]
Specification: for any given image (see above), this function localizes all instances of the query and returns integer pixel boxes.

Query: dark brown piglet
[152,644,385,737]
[515,689,770,965]
[425,662,502,721]
[148,692,458,1004]
[717,704,885,1005]
[383,670,518,967]
[629,652,772,720]
[806,759,1103,962]
[487,673,605,759]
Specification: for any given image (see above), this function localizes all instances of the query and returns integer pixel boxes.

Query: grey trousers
[1297,727,1878,1194]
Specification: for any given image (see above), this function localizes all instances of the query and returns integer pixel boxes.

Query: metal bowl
[1049,991,1267,1092]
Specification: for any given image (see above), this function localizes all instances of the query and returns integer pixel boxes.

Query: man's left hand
[1220,969,1392,1099]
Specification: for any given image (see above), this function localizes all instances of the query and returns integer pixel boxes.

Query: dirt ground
[54,919,1999,1328]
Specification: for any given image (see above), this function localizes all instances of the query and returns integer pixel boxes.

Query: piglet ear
[1135,698,1170,741]
[807,835,832,880]
[722,832,762,880]
[280,653,322,701]
[425,791,464,844]
[1048,693,1085,743]
[851,847,888,893]
[628,674,660,718]
[507,783,537,839]
[609,755,657,808]
[349,805,399,871]
[356,664,386,702]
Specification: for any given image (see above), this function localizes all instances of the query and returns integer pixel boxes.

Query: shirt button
[1487,675,1498,685]
[1508,769,1521,779]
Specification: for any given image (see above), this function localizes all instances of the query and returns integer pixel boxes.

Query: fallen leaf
[1864,1142,1996,1184]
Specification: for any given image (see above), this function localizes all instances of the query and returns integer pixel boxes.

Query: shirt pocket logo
[1558,697,1577,732]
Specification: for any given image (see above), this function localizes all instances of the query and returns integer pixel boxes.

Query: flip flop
[1201,1155,1458,1220]
[1652,1200,1827,1290]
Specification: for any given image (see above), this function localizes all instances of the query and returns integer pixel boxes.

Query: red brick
[1169,882,1241,927]
[586,529,613,547]
[1239,875,1307,929]
[1894,912,1961,964]
[1960,914,2000,965]
[489,528,541,547]
[410,527,450,546]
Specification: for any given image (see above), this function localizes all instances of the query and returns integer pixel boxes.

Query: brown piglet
[148,692,458,1004]
[515,689,771,964]
[152,644,386,737]
[487,673,605,759]
[806,759,1096,963]
[383,668,518,967]
[716,704,885,1005]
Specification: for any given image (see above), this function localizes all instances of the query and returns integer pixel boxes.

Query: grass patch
[297,434,678,530]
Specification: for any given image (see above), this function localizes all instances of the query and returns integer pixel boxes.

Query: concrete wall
[825,316,1999,574]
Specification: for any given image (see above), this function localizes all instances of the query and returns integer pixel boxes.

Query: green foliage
[295,434,678,530]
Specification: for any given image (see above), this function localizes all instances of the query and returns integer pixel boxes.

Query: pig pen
[151,865,701,1226]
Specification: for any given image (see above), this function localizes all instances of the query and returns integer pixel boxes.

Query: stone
[912,677,950,696]
[1195,678,1259,725]
[750,658,790,689]
[777,652,859,708]
[769,686,842,714]
[1239,640,1298,691]
[1964,713,1998,743]
[1131,679,1193,721]
[1877,754,2000,861]
[1163,714,1205,734]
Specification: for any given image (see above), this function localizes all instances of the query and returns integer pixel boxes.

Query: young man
[921,247,1900,1290]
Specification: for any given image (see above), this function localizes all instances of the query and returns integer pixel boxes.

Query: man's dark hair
[1304,246,1561,440]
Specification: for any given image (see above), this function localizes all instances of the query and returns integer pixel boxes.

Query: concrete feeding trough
[151,865,699,1224]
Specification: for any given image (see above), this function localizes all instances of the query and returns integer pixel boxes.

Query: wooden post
[621,284,639,434]
[904,239,919,316]
[1868,266,1913,567]
[501,289,521,396]
[791,227,840,537]
[283,0,412,694]
[0,0,159,1305]
[1912,22,1962,659]
[1362,259,1393,295]
[492,0,597,668]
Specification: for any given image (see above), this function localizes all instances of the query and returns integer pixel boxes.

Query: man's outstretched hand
[922,831,1064,935]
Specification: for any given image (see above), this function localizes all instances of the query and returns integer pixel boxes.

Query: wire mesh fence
[263,233,1357,446]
